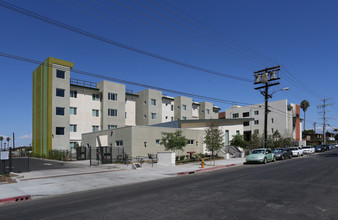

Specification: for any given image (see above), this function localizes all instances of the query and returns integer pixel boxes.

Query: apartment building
[222,99,302,141]
[32,57,221,155]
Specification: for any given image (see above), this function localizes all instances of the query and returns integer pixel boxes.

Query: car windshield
[273,149,283,153]
[290,148,298,150]
[303,146,310,149]
[251,150,265,154]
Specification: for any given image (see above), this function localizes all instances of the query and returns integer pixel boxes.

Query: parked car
[314,145,324,152]
[302,146,315,154]
[289,147,303,157]
[246,148,276,164]
[322,145,330,151]
[272,148,292,160]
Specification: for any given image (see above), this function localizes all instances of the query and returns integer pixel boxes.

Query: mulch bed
[0,174,17,184]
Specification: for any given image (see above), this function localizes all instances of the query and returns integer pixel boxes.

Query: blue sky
[0,0,337,146]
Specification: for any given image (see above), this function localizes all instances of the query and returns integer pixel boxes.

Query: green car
[246,148,276,164]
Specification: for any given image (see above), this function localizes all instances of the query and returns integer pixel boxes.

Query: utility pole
[317,98,332,145]
[254,66,281,148]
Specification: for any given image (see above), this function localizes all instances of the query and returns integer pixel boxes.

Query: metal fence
[0,148,30,174]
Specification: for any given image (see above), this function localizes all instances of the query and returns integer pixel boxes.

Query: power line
[0,52,252,106]
[0,0,251,82]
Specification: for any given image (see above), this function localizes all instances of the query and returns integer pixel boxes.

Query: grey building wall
[52,64,70,150]
[225,99,290,137]
[82,126,205,158]
[97,80,126,129]
[135,89,162,125]
[199,102,214,119]
[174,96,193,120]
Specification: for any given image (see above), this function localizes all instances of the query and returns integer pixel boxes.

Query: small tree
[204,121,224,164]
[230,134,248,149]
[248,133,262,151]
[160,130,188,157]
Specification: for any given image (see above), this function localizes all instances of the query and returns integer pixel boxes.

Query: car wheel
[263,158,267,164]
[273,157,276,162]
[289,155,292,159]
[281,155,285,160]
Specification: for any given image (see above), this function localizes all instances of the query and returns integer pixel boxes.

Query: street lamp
[260,87,289,148]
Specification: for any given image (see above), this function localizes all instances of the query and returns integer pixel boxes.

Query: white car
[289,147,303,157]
[302,146,315,154]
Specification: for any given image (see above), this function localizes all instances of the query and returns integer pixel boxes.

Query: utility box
[157,152,175,166]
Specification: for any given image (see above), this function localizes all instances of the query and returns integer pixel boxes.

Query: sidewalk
[0,157,245,204]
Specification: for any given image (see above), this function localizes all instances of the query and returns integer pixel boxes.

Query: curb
[177,163,239,176]
[0,195,31,205]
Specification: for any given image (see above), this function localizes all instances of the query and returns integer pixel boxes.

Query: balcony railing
[70,78,97,88]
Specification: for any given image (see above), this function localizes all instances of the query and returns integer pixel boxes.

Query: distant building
[221,100,302,141]
[32,57,222,155]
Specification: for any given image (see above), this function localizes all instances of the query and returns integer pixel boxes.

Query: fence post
[9,147,12,173]
[89,145,91,166]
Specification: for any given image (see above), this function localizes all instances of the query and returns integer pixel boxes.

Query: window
[254,110,259,115]
[171,105,173,111]
[69,142,77,149]
[70,124,77,132]
[182,105,187,110]
[56,107,65,116]
[108,109,117,117]
[56,88,65,97]
[70,90,77,98]
[156,139,160,146]
[271,128,274,133]
[243,121,249,126]
[151,99,156,106]
[254,129,259,134]
[92,94,100,101]
[108,93,118,101]
[177,106,180,110]
[182,117,187,120]
[108,125,117,129]
[254,120,259,125]
[188,140,194,144]
[92,126,99,132]
[70,107,77,115]
[236,130,240,135]
[116,140,123,146]
[92,109,99,117]
[165,116,168,119]
[271,118,274,123]
[151,113,156,119]
[233,113,239,118]
[56,70,65,79]
[207,109,210,114]
[171,117,174,121]
[243,112,249,117]
[56,127,65,135]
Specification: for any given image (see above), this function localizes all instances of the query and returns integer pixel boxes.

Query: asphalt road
[1,150,338,220]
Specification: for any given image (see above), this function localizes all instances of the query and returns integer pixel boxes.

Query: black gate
[95,147,113,164]
[0,148,30,174]
[76,146,87,160]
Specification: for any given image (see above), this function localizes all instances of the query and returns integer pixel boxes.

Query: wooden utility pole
[254,66,281,148]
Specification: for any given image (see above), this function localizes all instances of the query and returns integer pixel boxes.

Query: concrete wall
[125,95,136,126]
[162,97,174,123]
[82,126,205,158]
[135,89,163,125]
[225,100,292,138]
[97,81,126,129]
[174,96,193,120]
[52,64,71,150]
[69,85,101,144]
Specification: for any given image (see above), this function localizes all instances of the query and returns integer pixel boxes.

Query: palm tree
[6,137,11,150]
[300,100,310,131]
[0,136,3,150]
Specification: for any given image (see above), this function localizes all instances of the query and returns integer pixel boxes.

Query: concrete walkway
[0,158,245,204]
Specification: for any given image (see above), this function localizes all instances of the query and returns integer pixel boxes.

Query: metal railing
[70,78,97,88]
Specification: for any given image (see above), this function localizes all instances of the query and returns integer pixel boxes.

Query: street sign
[0,151,9,160]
